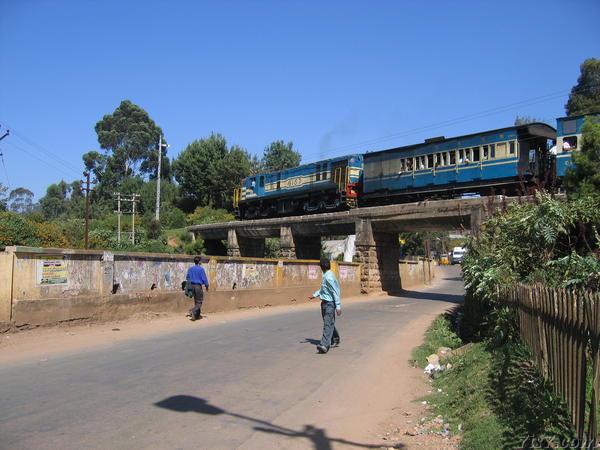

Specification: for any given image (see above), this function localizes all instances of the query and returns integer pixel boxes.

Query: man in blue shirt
[309,259,341,354]
[186,256,209,321]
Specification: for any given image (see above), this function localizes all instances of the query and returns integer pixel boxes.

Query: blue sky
[1,0,598,200]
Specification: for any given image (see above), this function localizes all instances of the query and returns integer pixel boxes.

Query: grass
[413,313,577,449]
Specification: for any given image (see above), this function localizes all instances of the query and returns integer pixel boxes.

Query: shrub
[0,211,40,247]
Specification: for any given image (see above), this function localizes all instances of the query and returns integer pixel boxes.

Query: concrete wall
[399,258,437,289]
[0,246,361,328]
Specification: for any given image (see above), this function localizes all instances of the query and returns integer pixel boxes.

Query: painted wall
[0,247,361,327]
[399,258,437,289]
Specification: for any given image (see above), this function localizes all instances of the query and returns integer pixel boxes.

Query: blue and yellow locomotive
[233,155,363,219]
[234,114,596,219]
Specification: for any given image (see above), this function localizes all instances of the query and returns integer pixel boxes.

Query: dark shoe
[331,338,340,347]
[185,312,192,318]
[316,344,329,354]
[189,316,197,321]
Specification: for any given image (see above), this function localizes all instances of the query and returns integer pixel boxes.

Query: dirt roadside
[0,284,460,449]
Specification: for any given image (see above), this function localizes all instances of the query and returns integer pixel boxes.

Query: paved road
[0,266,463,449]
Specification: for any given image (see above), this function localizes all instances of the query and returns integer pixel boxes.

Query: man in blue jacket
[309,259,341,354]
[186,256,209,321]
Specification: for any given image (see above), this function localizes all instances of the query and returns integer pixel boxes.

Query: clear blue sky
[1,0,598,200]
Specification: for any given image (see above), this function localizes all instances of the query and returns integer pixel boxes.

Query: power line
[0,125,82,174]
[307,89,571,160]
[4,140,81,180]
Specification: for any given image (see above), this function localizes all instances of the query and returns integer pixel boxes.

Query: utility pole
[155,136,168,221]
[81,171,96,249]
[132,194,138,243]
[113,192,122,244]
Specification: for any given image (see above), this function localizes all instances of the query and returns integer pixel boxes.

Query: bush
[34,222,68,248]
[0,211,40,247]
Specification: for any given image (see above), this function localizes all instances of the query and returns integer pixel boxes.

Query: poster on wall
[37,256,68,285]
[242,264,257,279]
[308,265,320,280]
[339,265,348,280]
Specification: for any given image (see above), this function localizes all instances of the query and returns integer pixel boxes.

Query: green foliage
[161,208,187,229]
[0,211,40,247]
[7,187,35,214]
[264,237,281,259]
[411,314,462,368]
[0,182,7,211]
[95,100,164,180]
[185,206,235,225]
[461,192,600,342]
[172,133,251,210]
[261,140,301,172]
[34,222,68,248]
[39,181,70,219]
[414,316,575,449]
[564,116,600,197]
[565,58,600,116]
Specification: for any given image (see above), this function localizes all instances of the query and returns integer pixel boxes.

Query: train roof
[367,122,556,156]
[246,153,362,179]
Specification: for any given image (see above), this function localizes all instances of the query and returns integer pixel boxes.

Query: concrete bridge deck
[188,195,519,292]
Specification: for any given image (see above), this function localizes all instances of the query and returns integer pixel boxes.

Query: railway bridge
[188,195,517,293]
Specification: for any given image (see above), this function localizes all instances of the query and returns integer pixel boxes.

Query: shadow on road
[301,338,320,345]
[154,395,400,449]
[395,289,464,304]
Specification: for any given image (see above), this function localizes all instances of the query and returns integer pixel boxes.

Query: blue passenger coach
[553,114,597,178]
[234,154,363,219]
[361,123,556,203]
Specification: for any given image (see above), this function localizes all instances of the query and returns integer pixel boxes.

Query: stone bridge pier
[279,226,321,260]
[354,218,400,293]
[226,229,265,257]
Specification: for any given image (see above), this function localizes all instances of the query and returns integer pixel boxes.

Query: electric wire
[305,89,571,161]
[4,140,81,180]
[0,149,10,188]
[0,123,83,175]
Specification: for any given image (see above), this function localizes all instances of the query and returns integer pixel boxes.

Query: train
[233,114,595,220]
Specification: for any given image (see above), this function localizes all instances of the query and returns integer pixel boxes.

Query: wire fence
[501,285,599,445]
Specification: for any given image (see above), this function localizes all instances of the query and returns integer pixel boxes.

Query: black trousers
[189,284,204,319]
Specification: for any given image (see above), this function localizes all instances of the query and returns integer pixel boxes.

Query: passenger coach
[361,122,557,203]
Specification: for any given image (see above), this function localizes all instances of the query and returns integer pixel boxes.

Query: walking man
[309,259,341,354]
[186,256,209,321]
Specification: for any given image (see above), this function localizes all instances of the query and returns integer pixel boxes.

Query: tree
[564,116,600,196]
[95,100,165,180]
[172,133,251,210]
[8,187,35,214]
[39,181,70,220]
[0,211,40,247]
[261,140,301,172]
[565,58,600,116]
[0,182,8,211]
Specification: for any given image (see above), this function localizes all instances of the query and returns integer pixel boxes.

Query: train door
[331,159,348,193]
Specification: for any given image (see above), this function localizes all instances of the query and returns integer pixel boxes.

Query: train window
[490,144,496,158]
[323,169,328,180]
[435,154,441,167]
[407,158,413,171]
[419,156,426,169]
[259,176,265,187]
[563,119,577,135]
[496,143,505,158]
[277,172,281,190]
[472,147,480,162]
[458,149,464,163]
[482,146,488,160]
[563,136,577,150]
[427,154,434,168]
[442,152,447,166]
[399,159,405,173]
[509,141,515,155]
[449,151,456,165]
[316,164,321,181]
